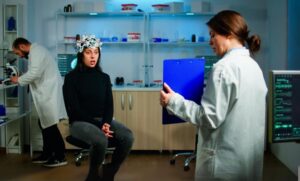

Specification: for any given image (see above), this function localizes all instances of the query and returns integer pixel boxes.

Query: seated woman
[63,35,134,181]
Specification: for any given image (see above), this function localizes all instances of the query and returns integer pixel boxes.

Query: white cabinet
[112,90,198,151]
[113,90,163,150]
[163,123,196,150]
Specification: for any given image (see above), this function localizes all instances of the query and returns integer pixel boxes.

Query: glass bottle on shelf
[7,16,16,31]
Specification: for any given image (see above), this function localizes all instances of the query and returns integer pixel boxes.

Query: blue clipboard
[162,58,205,124]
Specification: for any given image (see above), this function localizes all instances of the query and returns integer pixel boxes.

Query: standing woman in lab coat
[11,37,68,167]
[160,10,267,181]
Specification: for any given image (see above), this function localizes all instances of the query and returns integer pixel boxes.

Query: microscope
[0,52,19,85]
[0,63,19,84]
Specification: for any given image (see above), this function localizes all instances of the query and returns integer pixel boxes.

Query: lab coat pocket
[197,148,216,176]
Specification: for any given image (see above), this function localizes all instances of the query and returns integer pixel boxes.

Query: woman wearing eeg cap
[63,35,134,181]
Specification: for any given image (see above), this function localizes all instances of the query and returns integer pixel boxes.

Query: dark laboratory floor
[0,150,297,181]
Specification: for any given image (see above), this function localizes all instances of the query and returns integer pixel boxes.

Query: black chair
[66,135,115,167]
[170,134,198,171]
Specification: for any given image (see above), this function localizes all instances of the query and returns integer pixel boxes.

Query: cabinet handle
[121,94,125,110]
[128,94,133,110]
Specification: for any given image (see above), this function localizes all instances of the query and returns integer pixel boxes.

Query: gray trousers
[70,119,134,169]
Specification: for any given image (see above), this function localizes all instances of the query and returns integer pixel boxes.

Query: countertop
[112,85,162,91]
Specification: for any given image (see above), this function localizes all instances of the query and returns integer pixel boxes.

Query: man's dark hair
[12,37,31,49]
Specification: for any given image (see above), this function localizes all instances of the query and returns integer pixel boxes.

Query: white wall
[267,0,300,176]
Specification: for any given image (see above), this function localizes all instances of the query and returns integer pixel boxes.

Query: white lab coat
[18,43,67,129]
[166,48,267,181]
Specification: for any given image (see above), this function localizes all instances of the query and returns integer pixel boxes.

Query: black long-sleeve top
[63,68,113,128]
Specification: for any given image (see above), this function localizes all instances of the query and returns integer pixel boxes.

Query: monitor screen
[57,54,77,76]
[195,55,219,79]
[268,70,300,143]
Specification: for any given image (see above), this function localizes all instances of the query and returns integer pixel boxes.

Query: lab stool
[66,135,114,167]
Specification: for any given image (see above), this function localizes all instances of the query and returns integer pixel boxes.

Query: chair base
[73,148,115,167]
[170,152,196,171]
[74,149,89,166]
[66,135,115,167]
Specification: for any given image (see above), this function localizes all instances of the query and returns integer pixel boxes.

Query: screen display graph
[268,70,300,143]
[57,54,77,76]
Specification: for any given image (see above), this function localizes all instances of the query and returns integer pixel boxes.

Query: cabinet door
[5,120,22,153]
[144,91,163,150]
[126,91,162,150]
[112,91,127,125]
[163,123,196,151]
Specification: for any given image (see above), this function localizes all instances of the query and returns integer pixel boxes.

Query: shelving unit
[55,11,146,52]
[55,11,214,86]
[1,3,28,154]
[146,12,214,84]
[2,3,23,50]
[55,11,147,84]
[0,48,28,154]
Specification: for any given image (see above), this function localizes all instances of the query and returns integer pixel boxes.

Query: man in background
[11,37,67,167]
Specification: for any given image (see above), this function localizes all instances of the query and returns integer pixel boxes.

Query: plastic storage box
[168,2,184,13]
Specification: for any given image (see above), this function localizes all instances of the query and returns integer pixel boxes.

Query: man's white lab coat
[18,43,67,129]
[167,48,267,181]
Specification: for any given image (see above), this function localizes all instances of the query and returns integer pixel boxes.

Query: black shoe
[102,163,118,181]
[43,157,68,167]
[32,154,51,164]
[85,175,101,181]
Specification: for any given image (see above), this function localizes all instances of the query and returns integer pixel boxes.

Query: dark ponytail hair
[246,35,261,53]
[207,10,261,54]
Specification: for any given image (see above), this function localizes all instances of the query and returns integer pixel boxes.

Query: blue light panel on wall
[162,58,205,124]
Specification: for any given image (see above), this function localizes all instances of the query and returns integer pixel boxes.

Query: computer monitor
[57,54,77,76]
[162,58,205,124]
[195,55,219,79]
[268,70,300,143]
